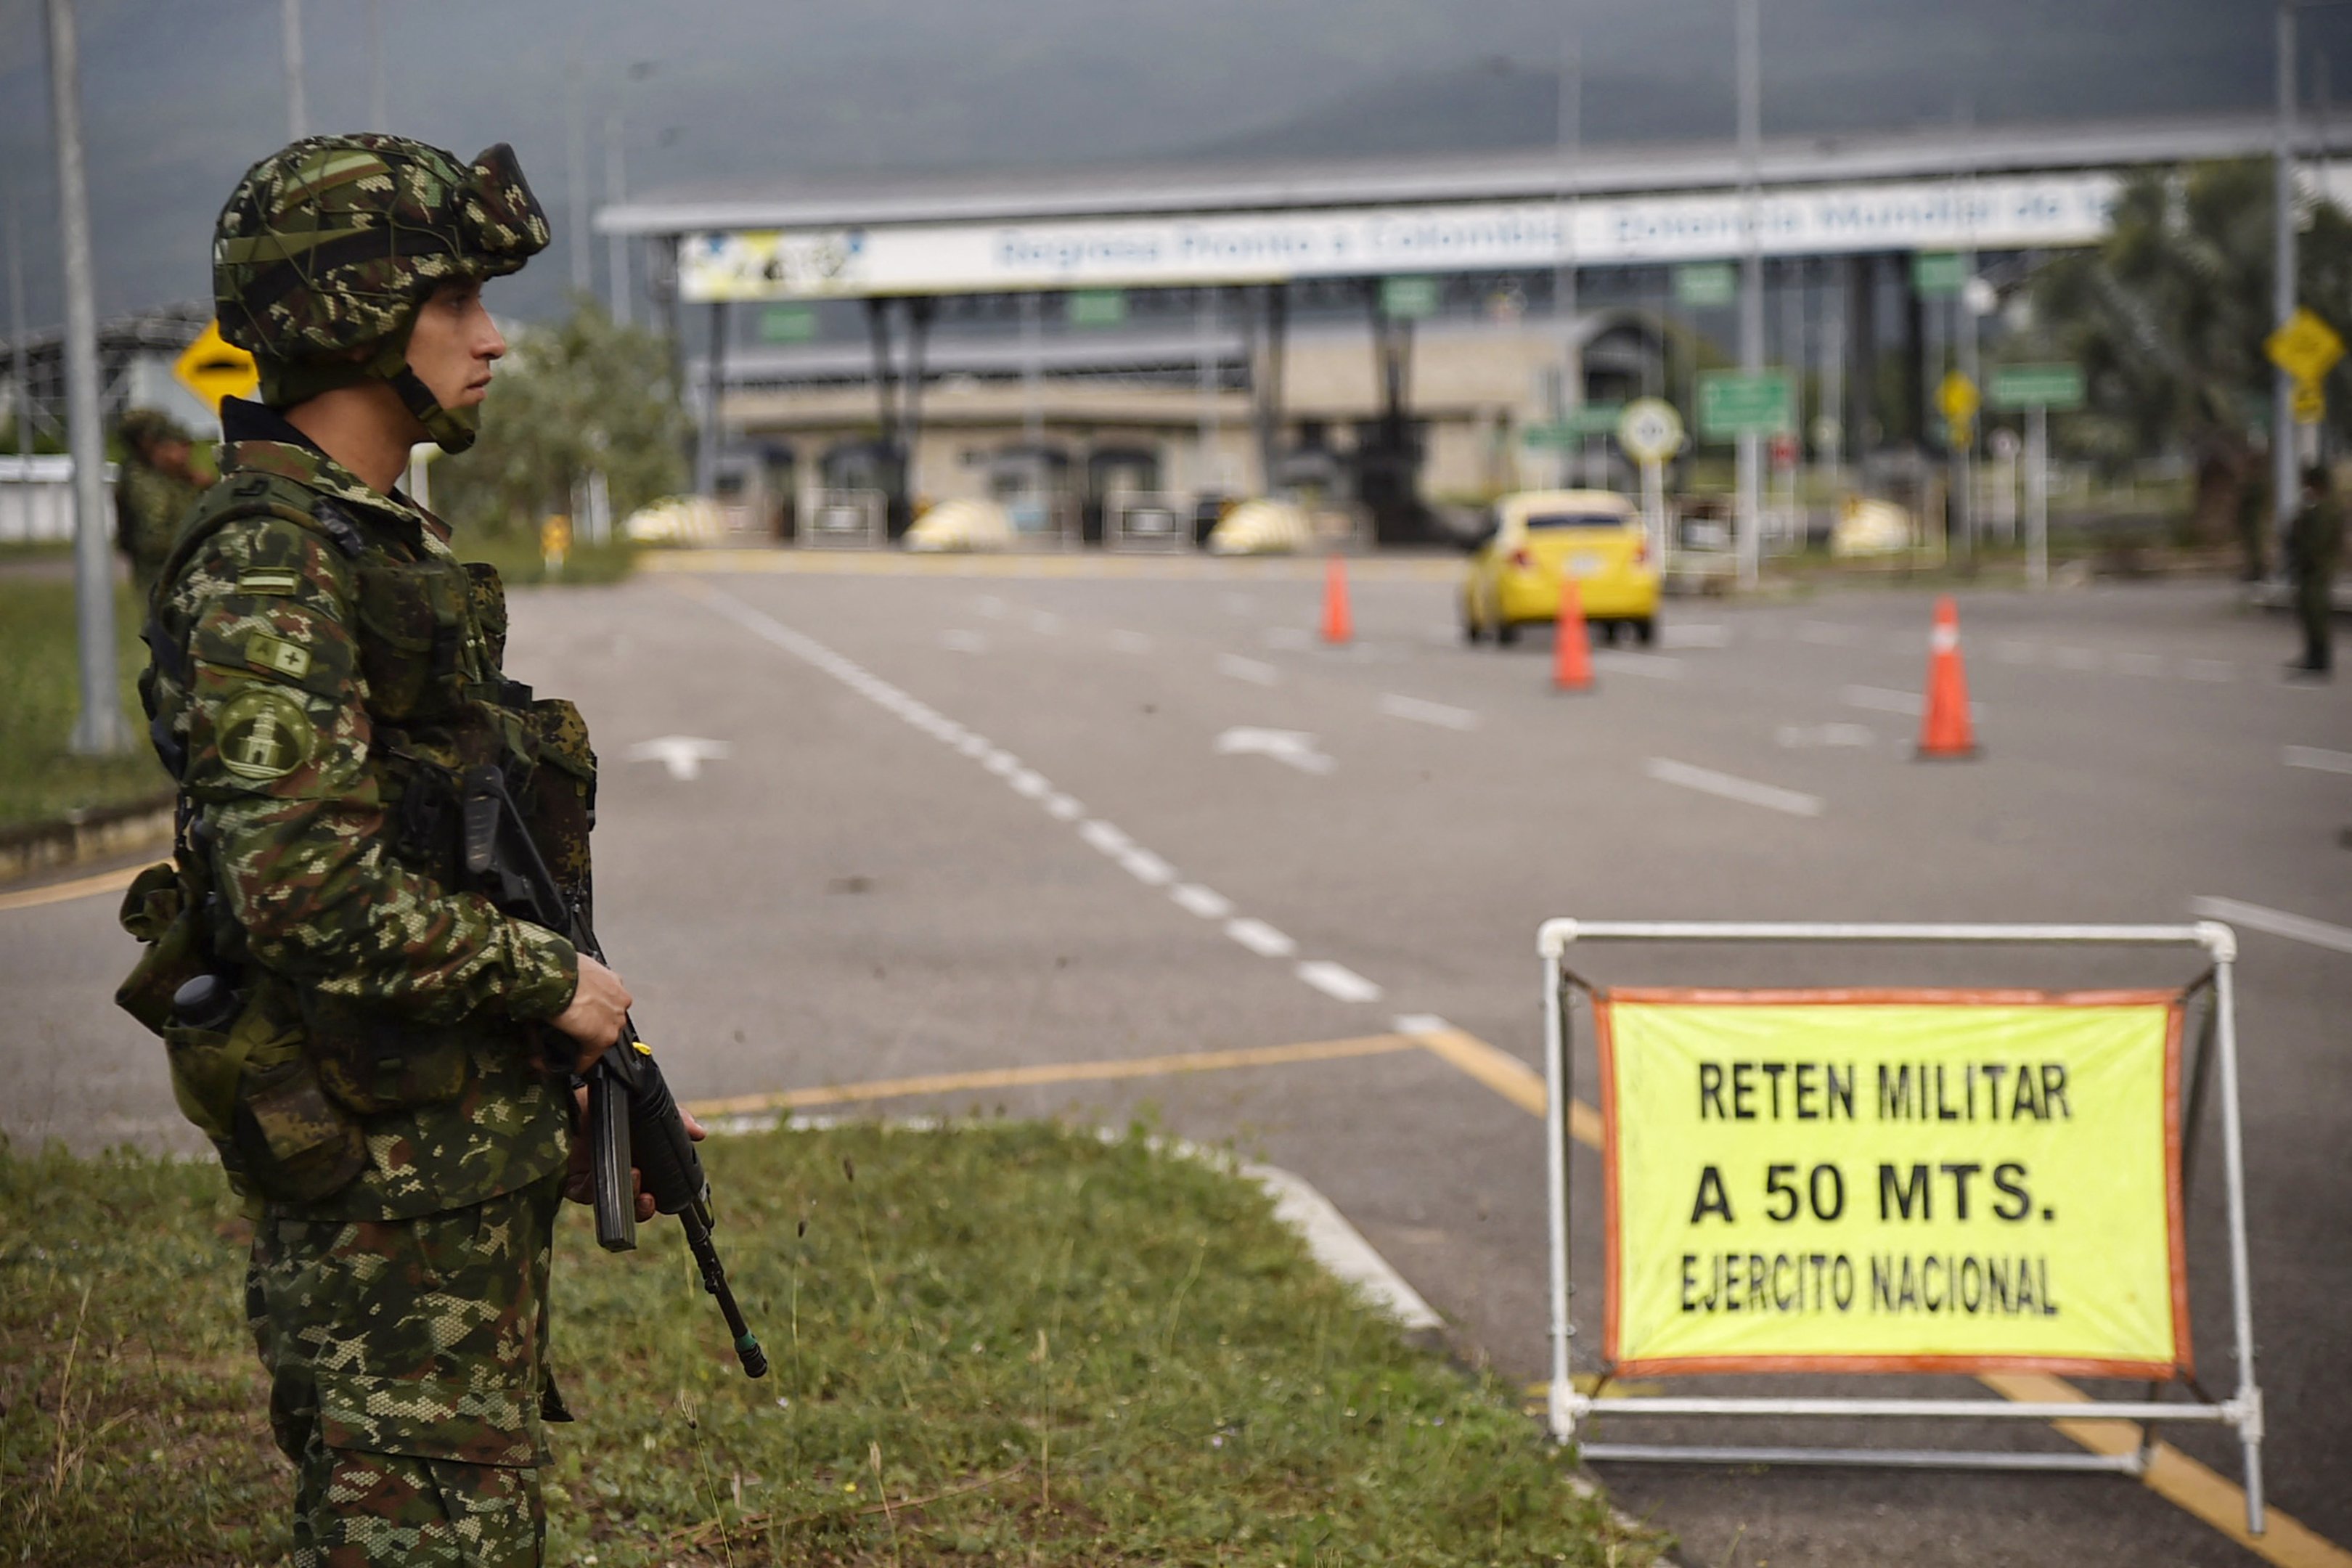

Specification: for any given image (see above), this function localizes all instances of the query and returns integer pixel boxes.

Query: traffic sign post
[1616,399,1685,567]
[1380,275,1440,321]
[1535,918,2271,1535]
[1988,364,2086,590]
[2265,309,2342,457]
[1696,371,1792,441]
[1068,289,1128,329]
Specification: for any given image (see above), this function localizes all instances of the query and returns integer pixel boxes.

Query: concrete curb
[0,791,174,886]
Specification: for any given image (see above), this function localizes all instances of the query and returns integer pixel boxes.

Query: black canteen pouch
[155,973,367,1205]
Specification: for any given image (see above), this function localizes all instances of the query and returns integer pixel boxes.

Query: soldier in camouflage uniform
[115,134,677,1566]
[114,407,211,595]
[2287,464,2342,679]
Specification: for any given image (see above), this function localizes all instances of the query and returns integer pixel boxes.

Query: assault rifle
[457,764,767,1379]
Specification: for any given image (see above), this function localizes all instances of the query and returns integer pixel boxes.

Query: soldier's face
[407,280,507,415]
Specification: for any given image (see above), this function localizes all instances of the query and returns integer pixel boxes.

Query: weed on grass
[1,1121,1659,1566]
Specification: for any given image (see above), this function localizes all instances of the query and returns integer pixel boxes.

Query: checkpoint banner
[1596,988,2189,1379]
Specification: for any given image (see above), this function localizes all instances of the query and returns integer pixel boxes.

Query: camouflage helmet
[212,134,549,452]
[119,407,195,453]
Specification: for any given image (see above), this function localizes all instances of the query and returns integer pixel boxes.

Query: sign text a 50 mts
[1597,988,2188,1379]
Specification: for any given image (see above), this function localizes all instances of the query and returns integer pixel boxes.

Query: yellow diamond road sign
[2292,380,2327,427]
[173,320,258,412]
[1937,371,1979,430]
[2266,307,2345,386]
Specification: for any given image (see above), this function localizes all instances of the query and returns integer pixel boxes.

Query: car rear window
[1525,512,1628,530]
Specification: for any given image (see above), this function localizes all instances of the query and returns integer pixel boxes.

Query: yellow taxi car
[1462,489,1659,645]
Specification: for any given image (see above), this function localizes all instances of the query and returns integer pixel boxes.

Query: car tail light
[1510,547,1532,571]
[1633,535,1649,565]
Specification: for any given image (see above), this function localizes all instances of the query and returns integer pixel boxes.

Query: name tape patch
[235,568,301,596]
[245,631,313,682]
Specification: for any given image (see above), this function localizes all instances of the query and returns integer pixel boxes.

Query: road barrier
[800,488,888,550]
[1105,491,1195,552]
[1538,919,2269,1534]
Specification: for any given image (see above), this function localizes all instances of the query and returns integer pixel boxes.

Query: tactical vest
[118,470,595,1207]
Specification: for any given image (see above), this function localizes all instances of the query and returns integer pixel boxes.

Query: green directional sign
[1067,289,1128,328]
[759,303,817,343]
[1696,370,1794,439]
[1988,363,2087,412]
[1912,251,1967,297]
[1674,263,1737,309]
[1521,402,1628,447]
[1381,274,1441,319]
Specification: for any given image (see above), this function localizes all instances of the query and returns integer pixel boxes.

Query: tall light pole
[7,176,29,469]
[1555,26,1582,488]
[567,49,591,298]
[2277,2,2299,542]
[1736,0,1763,589]
[281,0,306,139]
[604,113,629,325]
[46,0,126,754]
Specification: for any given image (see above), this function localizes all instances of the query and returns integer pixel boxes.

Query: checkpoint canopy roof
[597,111,2352,303]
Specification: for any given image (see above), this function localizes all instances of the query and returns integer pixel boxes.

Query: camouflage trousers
[247,1171,566,1567]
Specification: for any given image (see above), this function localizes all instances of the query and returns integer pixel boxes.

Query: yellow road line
[0,861,148,914]
[682,1032,1421,1119]
[1413,1020,2349,1567]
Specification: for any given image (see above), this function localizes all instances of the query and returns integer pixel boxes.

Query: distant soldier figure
[118,134,681,1565]
[2287,464,2342,679]
[114,407,211,594]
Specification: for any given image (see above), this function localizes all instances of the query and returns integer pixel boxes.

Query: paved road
[7,556,2348,1567]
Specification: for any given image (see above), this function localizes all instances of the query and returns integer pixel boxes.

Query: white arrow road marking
[973,595,1008,618]
[1377,693,1479,730]
[2285,745,2352,775]
[625,735,732,780]
[1215,726,1334,775]
[2189,897,2352,957]
[1646,757,1824,818]
[1297,960,1382,1003]
[1776,722,1874,748]
[1217,653,1280,685]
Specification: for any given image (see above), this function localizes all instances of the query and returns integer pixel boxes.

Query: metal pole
[281,0,306,141]
[1021,291,1042,452]
[1736,0,1763,590]
[1541,950,1574,1443]
[567,49,590,298]
[2027,403,2049,588]
[1821,256,1846,496]
[46,0,125,754]
[605,112,630,327]
[7,177,28,467]
[2210,950,2267,1534]
[2277,2,2299,548]
[1556,27,1582,490]
[1196,287,1220,495]
[696,301,724,497]
[1956,110,1980,570]
[365,0,386,128]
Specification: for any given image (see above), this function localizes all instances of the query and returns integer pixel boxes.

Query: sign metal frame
[1537,918,2268,1535]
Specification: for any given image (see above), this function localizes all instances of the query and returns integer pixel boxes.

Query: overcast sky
[0,0,2323,330]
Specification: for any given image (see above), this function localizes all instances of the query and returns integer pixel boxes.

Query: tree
[435,297,689,536]
[2031,160,2352,564]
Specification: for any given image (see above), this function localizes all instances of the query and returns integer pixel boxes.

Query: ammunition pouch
[158,968,367,1206]
[298,991,473,1115]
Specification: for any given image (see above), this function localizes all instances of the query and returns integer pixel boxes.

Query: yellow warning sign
[173,321,258,412]
[2266,307,2345,387]
[1937,371,1979,436]
[1597,989,2187,1378]
[2292,378,2327,427]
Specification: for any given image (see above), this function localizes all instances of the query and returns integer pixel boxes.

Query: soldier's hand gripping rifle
[457,764,767,1379]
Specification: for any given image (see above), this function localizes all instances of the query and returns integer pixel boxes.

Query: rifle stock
[459,765,767,1378]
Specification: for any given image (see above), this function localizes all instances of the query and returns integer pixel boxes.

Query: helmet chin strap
[364,332,481,454]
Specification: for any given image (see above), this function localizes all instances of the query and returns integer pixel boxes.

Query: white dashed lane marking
[688,582,1391,1014]
[1377,693,1480,730]
[939,629,988,653]
[1217,653,1281,685]
[1646,757,1825,818]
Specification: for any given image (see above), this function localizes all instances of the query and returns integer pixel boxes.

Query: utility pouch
[167,977,367,1204]
[115,862,205,1037]
[355,560,462,720]
[523,698,598,899]
[300,990,472,1115]
[464,561,509,668]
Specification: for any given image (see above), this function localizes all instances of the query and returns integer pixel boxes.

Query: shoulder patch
[215,686,317,783]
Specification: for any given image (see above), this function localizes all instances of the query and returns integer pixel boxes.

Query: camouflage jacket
[2290,497,2343,579]
[141,399,581,1220]
[115,456,203,586]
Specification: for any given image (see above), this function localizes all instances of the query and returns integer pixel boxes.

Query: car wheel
[1495,616,1519,646]
[1597,620,1622,646]
[1633,617,1657,647]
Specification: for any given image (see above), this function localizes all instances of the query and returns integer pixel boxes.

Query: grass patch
[454,526,641,587]
[1,1122,1654,1567]
[0,579,168,831]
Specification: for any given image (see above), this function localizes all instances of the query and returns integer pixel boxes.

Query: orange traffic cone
[1553,575,1594,693]
[1321,553,1353,645]
[1917,595,1977,759]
